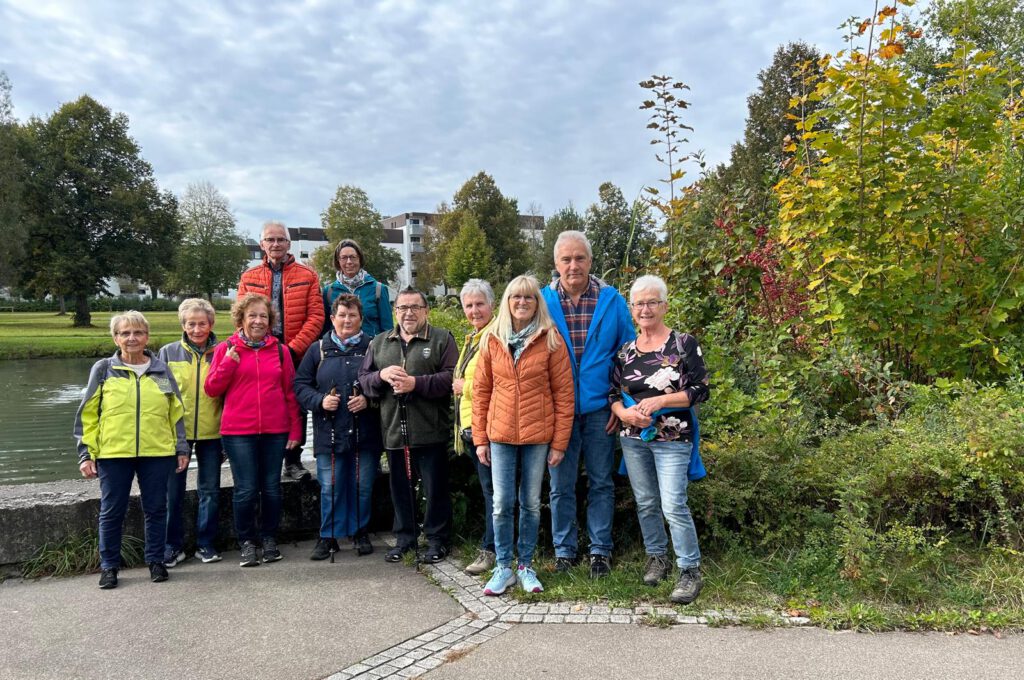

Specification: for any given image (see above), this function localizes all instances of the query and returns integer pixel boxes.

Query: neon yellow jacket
[453,320,493,455]
[74,351,189,463]
[158,335,223,441]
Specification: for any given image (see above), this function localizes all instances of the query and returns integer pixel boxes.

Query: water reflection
[0,356,315,485]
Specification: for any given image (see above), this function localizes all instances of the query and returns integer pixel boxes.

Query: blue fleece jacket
[322,272,394,338]
[541,278,636,415]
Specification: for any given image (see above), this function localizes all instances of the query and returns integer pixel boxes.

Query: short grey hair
[110,310,149,336]
[630,275,668,303]
[459,279,494,306]
[261,220,288,239]
[553,230,592,260]
[177,298,216,325]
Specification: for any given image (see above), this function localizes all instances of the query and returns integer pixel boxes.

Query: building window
[410,236,420,243]
[300,251,309,259]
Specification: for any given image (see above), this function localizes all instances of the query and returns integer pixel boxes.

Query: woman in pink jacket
[205,293,301,568]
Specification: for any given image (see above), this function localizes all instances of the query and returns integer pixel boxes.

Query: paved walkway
[1,538,1021,680]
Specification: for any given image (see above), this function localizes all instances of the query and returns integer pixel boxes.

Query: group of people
[73,223,710,606]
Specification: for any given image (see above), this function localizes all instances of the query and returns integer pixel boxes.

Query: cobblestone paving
[328,553,811,679]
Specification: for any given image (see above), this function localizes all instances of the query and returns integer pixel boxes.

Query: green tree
[314,184,402,284]
[167,181,249,300]
[445,213,494,287]
[0,71,27,289]
[533,204,585,279]
[585,182,656,286]
[20,95,179,326]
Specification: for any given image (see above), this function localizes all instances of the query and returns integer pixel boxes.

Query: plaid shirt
[557,275,600,364]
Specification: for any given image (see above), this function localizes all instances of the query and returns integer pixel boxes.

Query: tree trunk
[73,293,92,327]
[57,294,67,316]
[150,286,159,300]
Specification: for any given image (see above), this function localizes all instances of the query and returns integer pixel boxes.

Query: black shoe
[420,544,450,564]
[239,540,260,567]
[98,568,118,589]
[385,544,414,563]
[554,556,580,573]
[262,537,283,563]
[589,554,611,579]
[149,562,169,583]
[310,538,339,561]
[284,462,311,481]
[670,567,704,604]
[354,533,373,556]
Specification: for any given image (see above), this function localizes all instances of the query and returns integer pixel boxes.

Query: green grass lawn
[0,312,184,359]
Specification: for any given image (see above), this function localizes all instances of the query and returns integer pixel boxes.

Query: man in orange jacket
[238,221,324,480]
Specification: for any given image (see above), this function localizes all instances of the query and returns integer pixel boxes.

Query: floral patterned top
[610,330,710,442]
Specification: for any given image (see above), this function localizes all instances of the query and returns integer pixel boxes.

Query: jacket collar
[263,253,296,270]
[386,322,432,343]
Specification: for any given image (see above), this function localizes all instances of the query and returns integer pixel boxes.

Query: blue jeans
[97,456,176,569]
[165,439,223,552]
[472,453,495,553]
[548,406,616,558]
[491,442,549,568]
[223,433,287,545]
[620,437,701,569]
[315,445,377,538]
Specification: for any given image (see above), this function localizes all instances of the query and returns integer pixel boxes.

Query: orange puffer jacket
[471,328,575,450]
[238,255,323,360]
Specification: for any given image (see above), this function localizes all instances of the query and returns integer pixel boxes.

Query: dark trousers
[387,443,451,548]
[97,456,176,569]
[283,408,308,467]
[223,433,287,544]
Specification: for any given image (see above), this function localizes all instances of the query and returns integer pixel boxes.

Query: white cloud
[1,0,874,236]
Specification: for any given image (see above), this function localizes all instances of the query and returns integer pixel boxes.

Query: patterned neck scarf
[237,332,268,350]
[507,320,539,363]
[337,269,367,293]
[330,330,364,350]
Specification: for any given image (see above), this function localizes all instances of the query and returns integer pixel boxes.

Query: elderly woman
[74,311,189,589]
[452,279,497,576]
[295,294,383,560]
[159,298,224,566]
[322,239,393,337]
[610,274,710,605]
[473,275,575,595]
[205,293,301,567]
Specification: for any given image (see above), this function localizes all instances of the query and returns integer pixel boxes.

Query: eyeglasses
[338,255,359,261]
[262,237,290,244]
[395,305,427,313]
[630,300,665,310]
[510,295,536,302]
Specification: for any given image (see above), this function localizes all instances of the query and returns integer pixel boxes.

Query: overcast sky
[1,0,876,238]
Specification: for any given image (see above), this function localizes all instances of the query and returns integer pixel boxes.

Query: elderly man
[238,221,323,480]
[541,230,635,578]
[359,287,458,563]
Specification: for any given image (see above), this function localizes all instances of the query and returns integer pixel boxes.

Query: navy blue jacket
[294,334,383,456]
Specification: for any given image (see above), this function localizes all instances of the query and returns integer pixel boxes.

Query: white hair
[459,279,494,306]
[630,275,668,302]
[553,230,592,260]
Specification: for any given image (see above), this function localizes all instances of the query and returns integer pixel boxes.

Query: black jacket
[295,334,383,456]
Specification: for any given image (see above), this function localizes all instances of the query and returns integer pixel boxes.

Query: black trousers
[387,443,451,548]
[283,408,307,466]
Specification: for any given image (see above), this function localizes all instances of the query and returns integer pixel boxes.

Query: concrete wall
[0,471,394,566]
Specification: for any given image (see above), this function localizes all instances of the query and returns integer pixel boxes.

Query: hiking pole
[398,394,419,563]
[328,385,338,564]
[348,379,363,545]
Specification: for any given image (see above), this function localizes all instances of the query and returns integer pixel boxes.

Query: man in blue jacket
[541,231,635,578]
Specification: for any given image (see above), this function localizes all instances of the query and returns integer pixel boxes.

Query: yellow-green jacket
[74,350,189,463]
[158,334,223,441]
[453,320,493,455]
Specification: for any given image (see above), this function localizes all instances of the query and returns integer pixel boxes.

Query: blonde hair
[178,297,216,325]
[482,275,561,353]
[231,293,275,331]
[110,311,149,336]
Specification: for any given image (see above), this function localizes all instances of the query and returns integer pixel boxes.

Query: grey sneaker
[464,549,496,576]
[284,462,311,481]
[670,566,703,604]
[262,537,283,563]
[239,541,260,567]
[589,554,611,579]
[643,554,671,586]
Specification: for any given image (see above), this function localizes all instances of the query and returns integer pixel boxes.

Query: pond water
[0,357,314,485]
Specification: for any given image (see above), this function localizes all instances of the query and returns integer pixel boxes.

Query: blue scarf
[619,391,706,482]
[507,321,538,363]
[330,330,364,350]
